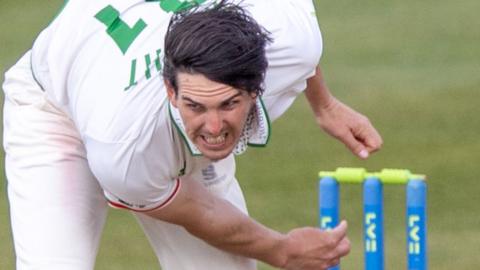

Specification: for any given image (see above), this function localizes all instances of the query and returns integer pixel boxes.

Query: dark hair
[163,0,272,96]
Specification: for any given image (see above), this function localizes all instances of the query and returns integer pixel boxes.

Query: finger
[331,220,348,242]
[328,258,340,268]
[367,135,383,152]
[350,123,383,158]
[358,122,383,152]
[341,131,369,159]
[337,237,351,257]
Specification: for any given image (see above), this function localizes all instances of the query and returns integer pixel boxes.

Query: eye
[186,103,204,112]
[222,100,239,110]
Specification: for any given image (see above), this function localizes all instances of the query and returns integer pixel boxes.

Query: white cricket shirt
[30,0,322,210]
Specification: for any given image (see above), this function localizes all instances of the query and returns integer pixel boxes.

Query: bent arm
[145,177,350,270]
[304,66,383,158]
[145,177,287,267]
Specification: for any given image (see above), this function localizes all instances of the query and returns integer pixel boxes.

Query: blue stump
[319,177,340,270]
[406,179,427,270]
[363,177,384,270]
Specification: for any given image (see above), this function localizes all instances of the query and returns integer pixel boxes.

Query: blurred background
[1,0,479,269]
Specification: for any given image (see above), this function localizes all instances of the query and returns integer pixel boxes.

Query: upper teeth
[205,134,226,145]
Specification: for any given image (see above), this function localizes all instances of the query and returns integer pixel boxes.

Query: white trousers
[3,52,255,270]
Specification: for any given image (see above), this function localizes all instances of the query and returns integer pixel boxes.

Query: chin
[200,145,235,161]
[203,150,231,161]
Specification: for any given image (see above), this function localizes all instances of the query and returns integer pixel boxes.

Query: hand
[315,97,383,159]
[280,221,351,270]
[304,67,383,159]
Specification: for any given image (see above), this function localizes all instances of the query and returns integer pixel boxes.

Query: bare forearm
[303,66,383,158]
[147,178,287,267]
[145,177,351,269]
[304,66,335,117]
[192,197,286,265]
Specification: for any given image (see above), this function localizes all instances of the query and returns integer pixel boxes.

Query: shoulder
[32,0,172,112]
[252,0,322,68]
[246,0,323,120]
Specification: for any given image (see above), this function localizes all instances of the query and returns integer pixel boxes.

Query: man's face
[167,72,256,161]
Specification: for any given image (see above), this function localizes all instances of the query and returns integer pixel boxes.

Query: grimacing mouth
[200,131,228,146]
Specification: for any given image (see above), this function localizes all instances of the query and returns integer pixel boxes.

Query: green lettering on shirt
[144,54,152,79]
[124,49,163,91]
[124,59,138,90]
[154,49,162,71]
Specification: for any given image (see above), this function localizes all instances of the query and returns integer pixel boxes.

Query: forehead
[176,72,240,98]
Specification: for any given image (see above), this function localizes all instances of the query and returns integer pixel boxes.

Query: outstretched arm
[146,177,350,270]
[304,66,383,159]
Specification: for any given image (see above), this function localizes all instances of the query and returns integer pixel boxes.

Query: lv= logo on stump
[318,168,427,270]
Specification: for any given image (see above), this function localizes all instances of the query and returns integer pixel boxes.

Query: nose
[204,111,223,135]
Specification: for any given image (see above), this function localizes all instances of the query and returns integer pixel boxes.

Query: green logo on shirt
[95,5,147,55]
[94,1,207,54]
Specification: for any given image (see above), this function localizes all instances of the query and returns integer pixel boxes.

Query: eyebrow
[181,92,244,106]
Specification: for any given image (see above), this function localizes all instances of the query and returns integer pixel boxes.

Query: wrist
[274,232,303,269]
[263,232,290,268]
[305,75,336,117]
[316,95,337,115]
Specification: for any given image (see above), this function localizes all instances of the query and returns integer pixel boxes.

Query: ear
[164,79,178,107]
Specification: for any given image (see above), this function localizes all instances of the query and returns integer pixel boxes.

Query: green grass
[1,0,480,269]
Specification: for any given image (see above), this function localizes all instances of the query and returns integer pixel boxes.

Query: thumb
[331,220,348,241]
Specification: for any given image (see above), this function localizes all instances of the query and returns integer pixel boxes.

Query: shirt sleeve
[247,0,323,121]
[83,107,183,212]
[105,179,180,212]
